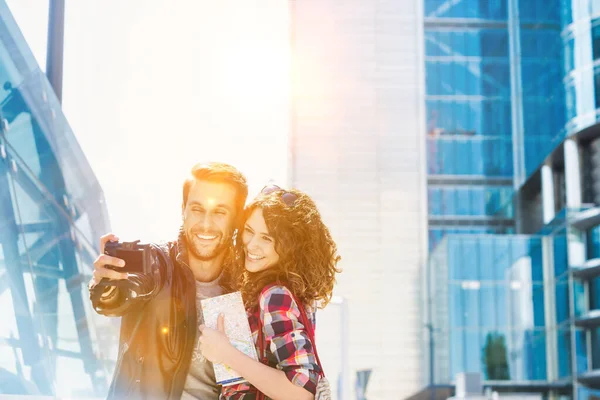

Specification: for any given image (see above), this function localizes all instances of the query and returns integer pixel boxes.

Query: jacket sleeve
[88,243,168,317]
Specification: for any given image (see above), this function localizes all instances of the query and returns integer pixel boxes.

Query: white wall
[290,1,427,398]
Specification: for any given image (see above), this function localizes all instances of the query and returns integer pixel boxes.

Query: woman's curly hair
[236,188,341,310]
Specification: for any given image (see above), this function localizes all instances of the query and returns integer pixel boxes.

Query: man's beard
[183,227,232,262]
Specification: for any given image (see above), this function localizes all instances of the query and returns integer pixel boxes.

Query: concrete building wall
[290,1,427,398]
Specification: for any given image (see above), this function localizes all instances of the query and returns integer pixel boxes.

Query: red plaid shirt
[220,285,320,399]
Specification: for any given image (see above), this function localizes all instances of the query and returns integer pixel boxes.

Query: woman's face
[242,208,280,273]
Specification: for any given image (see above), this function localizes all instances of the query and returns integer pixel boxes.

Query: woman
[199,185,341,399]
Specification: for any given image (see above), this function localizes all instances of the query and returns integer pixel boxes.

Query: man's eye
[215,210,226,215]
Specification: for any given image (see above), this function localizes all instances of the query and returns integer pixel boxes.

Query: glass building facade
[425,0,600,399]
[424,0,515,253]
[0,1,118,397]
[429,235,548,382]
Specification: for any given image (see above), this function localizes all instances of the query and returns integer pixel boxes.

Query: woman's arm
[199,314,312,400]
[200,286,319,399]
[220,340,313,400]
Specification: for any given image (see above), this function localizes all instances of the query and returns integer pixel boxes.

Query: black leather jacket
[90,240,198,400]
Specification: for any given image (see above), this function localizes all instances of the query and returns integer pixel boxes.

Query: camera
[104,240,153,275]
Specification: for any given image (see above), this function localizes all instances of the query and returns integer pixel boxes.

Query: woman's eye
[262,236,272,242]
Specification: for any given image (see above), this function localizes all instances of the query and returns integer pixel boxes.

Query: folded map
[201,291,258,386]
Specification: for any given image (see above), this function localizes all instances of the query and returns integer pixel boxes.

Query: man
[89,162,247,399]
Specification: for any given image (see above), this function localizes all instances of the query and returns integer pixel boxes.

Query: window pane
[556,279,570,323]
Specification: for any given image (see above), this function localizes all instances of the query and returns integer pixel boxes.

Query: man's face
[182,180,238,261]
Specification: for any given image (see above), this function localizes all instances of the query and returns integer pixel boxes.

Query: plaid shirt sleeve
[259,285,320,394]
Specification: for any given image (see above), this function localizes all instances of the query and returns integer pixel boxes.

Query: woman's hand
[201,312,313,400]
[198,313,235,365]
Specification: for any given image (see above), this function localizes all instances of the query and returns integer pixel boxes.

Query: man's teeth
[197,234,217,240]
[247,253,264,260]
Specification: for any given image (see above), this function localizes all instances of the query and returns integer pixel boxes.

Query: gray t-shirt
[181,276,224,400]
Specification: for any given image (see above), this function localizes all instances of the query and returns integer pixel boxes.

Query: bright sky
[7,0,291,243]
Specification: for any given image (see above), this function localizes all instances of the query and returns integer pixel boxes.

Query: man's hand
[198,314,236,365]
[89,233,128,289]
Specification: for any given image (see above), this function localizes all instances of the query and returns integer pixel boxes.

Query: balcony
[574,309,600,329]
[578,369,600,390]
[570,207,600,231]
[572,258,600,280]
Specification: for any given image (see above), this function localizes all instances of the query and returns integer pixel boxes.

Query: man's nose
[201,213,213,231]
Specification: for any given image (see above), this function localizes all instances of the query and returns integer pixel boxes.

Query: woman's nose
[245,235,258,249]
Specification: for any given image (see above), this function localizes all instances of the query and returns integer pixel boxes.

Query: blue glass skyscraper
[425,0,600,398]
[425,1,515,253]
